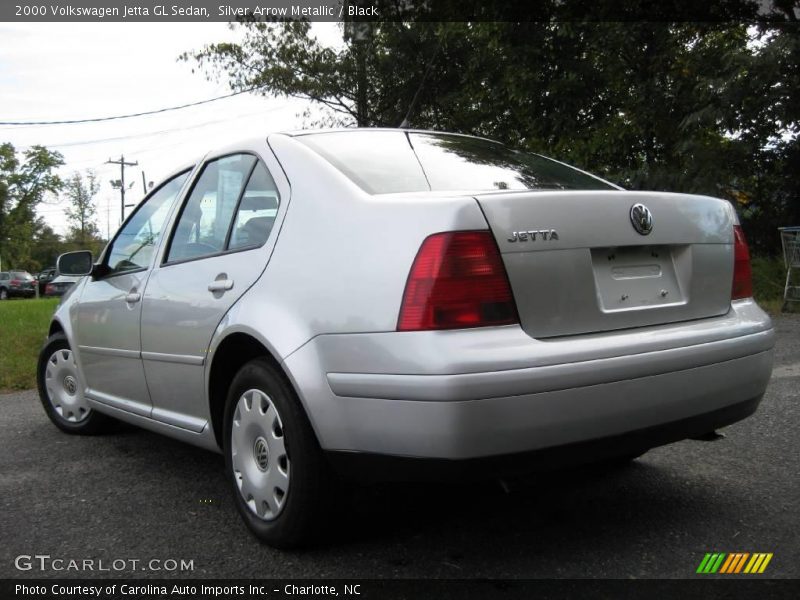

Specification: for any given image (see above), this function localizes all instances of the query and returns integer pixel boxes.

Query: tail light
[10,279,20,286]
[397,230,519,331]
[45,284,54,295]
[732,225,753,300]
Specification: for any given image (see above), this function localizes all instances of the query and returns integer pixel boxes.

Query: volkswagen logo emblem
[630,203,653,235]
[253,437,270,472]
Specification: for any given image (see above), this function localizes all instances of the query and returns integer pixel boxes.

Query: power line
[14,106,288,149]
[0,86,267,126]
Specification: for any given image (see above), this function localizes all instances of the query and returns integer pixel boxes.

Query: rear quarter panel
[226,133,490,360]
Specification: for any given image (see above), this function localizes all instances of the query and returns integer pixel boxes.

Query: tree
[30,223,64,270]
[0,143,64,271]
[183,6,799,252]
[63,171,101,248]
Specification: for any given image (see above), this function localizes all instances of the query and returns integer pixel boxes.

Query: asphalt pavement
[1,315,799,579]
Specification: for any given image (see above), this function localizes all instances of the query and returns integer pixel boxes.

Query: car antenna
[398,32,444,128]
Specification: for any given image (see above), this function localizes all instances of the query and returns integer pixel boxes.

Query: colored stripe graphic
[699,553,727,573]
[696,554,713,573]
[758,554,773,573]
[720,553,740,574]
[719,554,736,574]
[697,552,772,574]
[733,553,750,573]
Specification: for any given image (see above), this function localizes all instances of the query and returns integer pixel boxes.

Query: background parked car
[0,271,37,299]
[44,275,81,297]
[37,267,56,295]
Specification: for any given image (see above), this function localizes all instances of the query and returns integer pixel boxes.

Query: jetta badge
[507,229,559,243]
[630,203,653,235]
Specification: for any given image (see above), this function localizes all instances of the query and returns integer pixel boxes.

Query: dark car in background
[0,271,36,299]
[44,275,81,297]
[37,267,56,295]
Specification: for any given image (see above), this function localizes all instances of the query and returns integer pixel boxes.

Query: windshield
[296,130,615,194]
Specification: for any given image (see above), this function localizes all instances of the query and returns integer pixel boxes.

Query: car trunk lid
[474,190,736,338]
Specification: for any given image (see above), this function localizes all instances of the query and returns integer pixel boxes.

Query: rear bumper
[326,394,763,481]
[8,288,35,297]
[283,299,774,462]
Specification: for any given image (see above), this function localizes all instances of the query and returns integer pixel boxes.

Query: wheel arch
[48,319,65,337]
[207,331,315,451]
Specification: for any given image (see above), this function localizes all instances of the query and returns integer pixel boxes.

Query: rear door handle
[208,279,234,292]
[125,292,141,303]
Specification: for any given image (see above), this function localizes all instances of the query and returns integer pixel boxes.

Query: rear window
[10,271,33,280]
[296,131,614,194]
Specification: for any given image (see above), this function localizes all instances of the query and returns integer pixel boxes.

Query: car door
[75,170,190,416]
[140,152,285,431]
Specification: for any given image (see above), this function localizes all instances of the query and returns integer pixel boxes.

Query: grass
[0,257,791,393]
[0,298,59,393]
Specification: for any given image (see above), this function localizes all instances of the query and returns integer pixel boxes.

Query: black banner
[4,579,800,600]
[3,0,799,23]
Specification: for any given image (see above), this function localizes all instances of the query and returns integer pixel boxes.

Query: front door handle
[125,292,141,303]
[208,279,234,292]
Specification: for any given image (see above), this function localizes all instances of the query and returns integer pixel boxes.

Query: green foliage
[0,297,58,392]
[183,11,799,253]
[751,256,789,305]
[0,143,64,271]
[63,170,103,248]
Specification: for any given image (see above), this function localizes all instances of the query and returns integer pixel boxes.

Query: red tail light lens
[732,225,753,300]
[45,284,54,295]
[397,231,519,331]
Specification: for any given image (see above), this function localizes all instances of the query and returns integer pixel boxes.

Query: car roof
[177,129,507,173]
[278,127,500,144]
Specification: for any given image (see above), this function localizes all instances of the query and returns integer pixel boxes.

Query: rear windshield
[296,131,615,194]
[10,271,33,280]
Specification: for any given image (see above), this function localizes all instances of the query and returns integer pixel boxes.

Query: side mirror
[57,250,94,276]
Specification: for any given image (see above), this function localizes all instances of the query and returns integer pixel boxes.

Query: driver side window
[105,171,190,276]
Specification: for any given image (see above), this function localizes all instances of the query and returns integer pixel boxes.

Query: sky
[0,22,342,238]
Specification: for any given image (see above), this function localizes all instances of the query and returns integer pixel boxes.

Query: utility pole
[106,155,138,224]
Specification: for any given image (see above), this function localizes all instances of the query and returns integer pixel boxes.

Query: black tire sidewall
[223,358,329,548]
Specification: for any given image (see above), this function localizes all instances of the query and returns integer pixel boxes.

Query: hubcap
[231,389,289,521]
[45,349,90,422]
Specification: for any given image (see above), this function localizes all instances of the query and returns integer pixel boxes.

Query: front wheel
[224,358,332,548]
[37,333,111,434]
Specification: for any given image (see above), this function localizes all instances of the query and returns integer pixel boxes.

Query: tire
[223,358,332,548]
[0,288,8,300]
[37,333,112,434]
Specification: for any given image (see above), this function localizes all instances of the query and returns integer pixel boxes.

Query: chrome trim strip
[141,351,205,366]
[78,345,140,359]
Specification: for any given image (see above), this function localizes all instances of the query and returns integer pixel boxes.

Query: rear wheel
[37,333,112,434]
[0,288,8,300]
[224,358,332,548]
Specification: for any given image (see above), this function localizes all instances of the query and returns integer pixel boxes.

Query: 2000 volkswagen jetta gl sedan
[39,129,774,547]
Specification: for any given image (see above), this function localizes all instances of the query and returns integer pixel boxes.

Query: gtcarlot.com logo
[696,552,773,574]
[14,554,194,573]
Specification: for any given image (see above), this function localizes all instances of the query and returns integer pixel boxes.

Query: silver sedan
[38,129,774,547]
